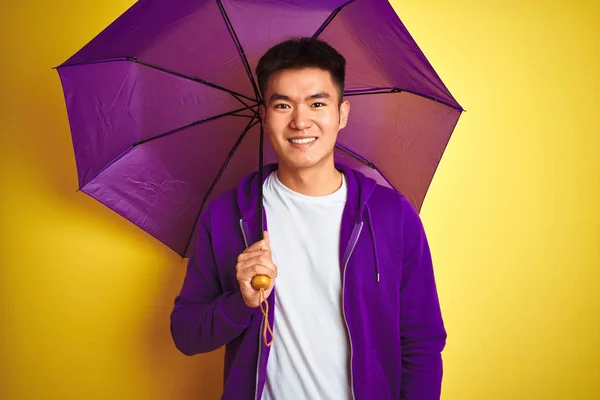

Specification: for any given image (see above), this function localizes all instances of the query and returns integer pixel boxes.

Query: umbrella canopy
[56,0,463,257]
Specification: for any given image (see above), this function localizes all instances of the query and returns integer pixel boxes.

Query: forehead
[265,67,336,94]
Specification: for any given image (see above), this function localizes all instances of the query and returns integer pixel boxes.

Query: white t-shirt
[261,171,351,400]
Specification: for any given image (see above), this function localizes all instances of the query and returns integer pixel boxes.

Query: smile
[288,137,317,144]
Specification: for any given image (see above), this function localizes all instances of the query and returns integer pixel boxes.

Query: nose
[290,105,313,130]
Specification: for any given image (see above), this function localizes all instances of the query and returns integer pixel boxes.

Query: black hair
[255,37,346,103]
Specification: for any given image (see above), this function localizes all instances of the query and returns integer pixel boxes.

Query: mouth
[287,137,317,145]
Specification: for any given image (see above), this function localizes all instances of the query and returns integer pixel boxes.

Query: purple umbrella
[56,0,463,257]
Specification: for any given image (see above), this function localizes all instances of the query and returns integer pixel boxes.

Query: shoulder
[367,184,425,242]
[367,185,428,255]
[189,186,245,259]
[369,184,418,219]
[198,187,240,229]
[209,187,239,213]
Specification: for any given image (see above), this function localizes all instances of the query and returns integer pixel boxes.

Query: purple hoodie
[170,163,446,400]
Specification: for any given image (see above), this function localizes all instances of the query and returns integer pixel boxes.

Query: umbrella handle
[251,275,273,347]
[251,275,271,290]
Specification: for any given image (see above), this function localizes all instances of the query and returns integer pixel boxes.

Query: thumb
[263,231,270,246]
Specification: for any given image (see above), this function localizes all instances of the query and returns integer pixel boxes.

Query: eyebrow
[268,92,331,103]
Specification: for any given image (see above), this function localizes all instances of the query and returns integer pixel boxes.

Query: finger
[245,238,269,252]
[238,264,277,280]
[258,237,270,252]
[237,250,269,263]
[239,257,277,275]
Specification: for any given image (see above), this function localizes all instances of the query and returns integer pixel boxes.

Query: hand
[236,231,277,308]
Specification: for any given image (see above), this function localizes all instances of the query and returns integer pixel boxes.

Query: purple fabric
[171,163,446,399]
[56,0,462,257]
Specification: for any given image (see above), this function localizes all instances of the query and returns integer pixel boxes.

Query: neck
[276,160,342,196]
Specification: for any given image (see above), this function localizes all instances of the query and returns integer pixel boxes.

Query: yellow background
[1,0,598,398]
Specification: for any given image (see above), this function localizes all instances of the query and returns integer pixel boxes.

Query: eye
[311,102,325,108]
[274,103,291,109]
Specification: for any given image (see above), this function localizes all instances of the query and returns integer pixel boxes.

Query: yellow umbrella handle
[251,275,273,347]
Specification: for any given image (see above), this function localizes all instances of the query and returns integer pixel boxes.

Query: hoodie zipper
[240,219,263,400]
[342,221,363,400]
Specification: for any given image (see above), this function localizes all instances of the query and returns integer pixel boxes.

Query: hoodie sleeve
[399,197,447,399]
[170,206,255,356]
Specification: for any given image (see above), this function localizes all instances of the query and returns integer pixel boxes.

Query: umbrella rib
[228,113,256,118]
[131,57,257,105]
[57,56,256,105]
[182,115,261,256]
[216,0,262,101]
[133,105,258,146]
[82,105,257,190]
[335,142,397,191]
[311,0,356,40]
[344,87,464,112]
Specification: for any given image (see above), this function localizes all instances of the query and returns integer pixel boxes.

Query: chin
[278,154,333,171]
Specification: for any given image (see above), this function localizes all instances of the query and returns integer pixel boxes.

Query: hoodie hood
[235,162,381,286]
[236,162,378,224]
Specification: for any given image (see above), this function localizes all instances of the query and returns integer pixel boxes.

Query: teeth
[289,138,316,144]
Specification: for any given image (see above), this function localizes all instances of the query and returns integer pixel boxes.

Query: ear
[338,100,350,129]
[259,104,266,122]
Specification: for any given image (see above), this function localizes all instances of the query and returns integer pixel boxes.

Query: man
[170,38,446,400]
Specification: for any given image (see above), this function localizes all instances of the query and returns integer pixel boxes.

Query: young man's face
[260,67,350,172]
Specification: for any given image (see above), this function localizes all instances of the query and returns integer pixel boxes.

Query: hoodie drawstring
[366,205,381,283]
